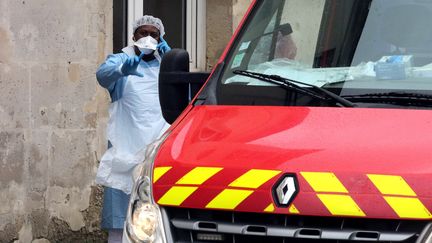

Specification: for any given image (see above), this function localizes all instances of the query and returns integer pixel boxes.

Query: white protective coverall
[96,46,169,195]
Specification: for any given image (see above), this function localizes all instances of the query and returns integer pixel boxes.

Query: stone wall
[0,0,111,242]
[206,0,233,69]
[206,0,254,69]
[233,0,253,32]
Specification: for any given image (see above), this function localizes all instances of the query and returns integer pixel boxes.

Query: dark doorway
[113,0,128,53]
[143,0,187,49]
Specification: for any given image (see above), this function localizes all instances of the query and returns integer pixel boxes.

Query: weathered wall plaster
[0,0,111,242]
[206,0,255,69]
[206,0,233,69]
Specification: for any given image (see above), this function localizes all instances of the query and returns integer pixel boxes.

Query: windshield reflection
[216,0,432,108]
[223,0,432,91]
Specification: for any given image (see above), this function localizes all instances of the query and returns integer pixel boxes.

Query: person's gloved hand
[121,52,145,77]
[157,37,171,55]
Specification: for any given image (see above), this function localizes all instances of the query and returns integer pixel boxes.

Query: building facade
[0,0,251,241]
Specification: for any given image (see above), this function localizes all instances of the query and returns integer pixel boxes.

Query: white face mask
[134,36,158,55]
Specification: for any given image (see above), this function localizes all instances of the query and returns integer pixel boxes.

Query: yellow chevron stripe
[206,189,253,209]
[367,174,416,196]
[157,186,198,206]
[264,204,299,213]
[289,204,300,214]
[264,203,274,212]
[176,167,223,185]
[229,169,281,189]
[384,196,432,219]
[153,167,172,183]
[301,172,348,193]
[317,194,365,217]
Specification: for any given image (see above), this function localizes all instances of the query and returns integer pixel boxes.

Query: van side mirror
[159,49,210,124]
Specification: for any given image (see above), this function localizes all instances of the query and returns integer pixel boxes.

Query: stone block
[31,64,98,129]
[49,130,97,189]
[88,13,105,38]
[27,130,50,204]
[7,0,89,63]
[46,130,98,231]
[30,209,50,239]
[0,182,26,221]
[0,64,30,129]
[18,221,33,243]
[47,186,91,231]
[0,26,14,64]
[206,0,233,68]
[233,0,253,30]
[86,33,110,65]
[84,37,100,65]
[84,0,110,15]
[0,215,24,243]
[0,131,26,186]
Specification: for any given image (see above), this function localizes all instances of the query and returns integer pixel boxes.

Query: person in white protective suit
[95,15,171,243]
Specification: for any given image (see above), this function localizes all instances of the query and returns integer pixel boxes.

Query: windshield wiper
[341,92,432,107]
[233,70,356,107]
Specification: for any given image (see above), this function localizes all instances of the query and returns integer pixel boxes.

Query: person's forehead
[135,25,159,33]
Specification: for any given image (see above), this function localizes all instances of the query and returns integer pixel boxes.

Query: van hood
[152,106,432,219]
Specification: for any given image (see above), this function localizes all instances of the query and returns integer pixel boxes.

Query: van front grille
[162,207,431,243]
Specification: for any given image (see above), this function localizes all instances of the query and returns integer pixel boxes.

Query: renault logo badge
[273,174,299,207]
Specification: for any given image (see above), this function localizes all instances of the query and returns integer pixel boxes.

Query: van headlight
[125,133,169,243]
[418,223,432,243]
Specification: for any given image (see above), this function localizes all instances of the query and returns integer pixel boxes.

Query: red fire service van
[123,0,432,242]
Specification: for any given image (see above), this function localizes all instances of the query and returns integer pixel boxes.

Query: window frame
[125,0,206,71]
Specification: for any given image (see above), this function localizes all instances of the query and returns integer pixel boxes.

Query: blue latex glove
[121,52,145,77]
[157,37,171,55]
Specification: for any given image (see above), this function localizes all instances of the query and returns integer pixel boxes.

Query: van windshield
[216,0,432,108]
